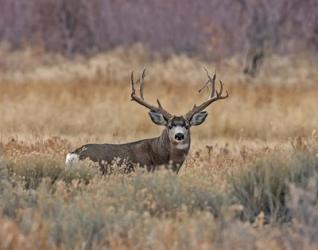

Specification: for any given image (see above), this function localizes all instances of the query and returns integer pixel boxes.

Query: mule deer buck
[66,69,229,173]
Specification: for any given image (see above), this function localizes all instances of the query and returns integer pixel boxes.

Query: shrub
[6,155,100,189]
[230,152,318,223]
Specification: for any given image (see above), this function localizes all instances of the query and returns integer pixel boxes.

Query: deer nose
[175,133,184,141]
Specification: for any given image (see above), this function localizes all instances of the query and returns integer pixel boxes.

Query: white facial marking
[65,153,79,167]
[169,125,188,143]
[175,143,189,150]
[174,126,186,135]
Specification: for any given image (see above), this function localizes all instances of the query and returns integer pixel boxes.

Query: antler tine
[210,72,216,98]
[131,72,136,95]
[198,67,210,93]
[198,80,209,93]
[185,69,229,120]
[218,80,229,98]
[157,99,163,108]
[216,80,223,97]
[140,68,146,100]
[130,70,172,119]
[199,68,216,98]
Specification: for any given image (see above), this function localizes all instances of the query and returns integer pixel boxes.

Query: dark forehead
[171,116,187,126]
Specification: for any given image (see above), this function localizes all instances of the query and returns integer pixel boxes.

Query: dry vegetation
[0,46,318,249]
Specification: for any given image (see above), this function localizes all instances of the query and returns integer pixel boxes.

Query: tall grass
[231,151,318,223]
[1,149,318,249]
[0,46,317,146]
[0,47,317,249]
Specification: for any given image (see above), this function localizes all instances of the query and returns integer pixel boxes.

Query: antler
[131,69,172,120]
[185,69,229,120]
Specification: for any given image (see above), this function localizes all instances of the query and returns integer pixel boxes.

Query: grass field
[0,47,318,249]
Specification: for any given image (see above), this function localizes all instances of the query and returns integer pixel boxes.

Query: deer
[65,69,229,174]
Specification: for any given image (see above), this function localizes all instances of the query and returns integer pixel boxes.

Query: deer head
[130,69,229,148]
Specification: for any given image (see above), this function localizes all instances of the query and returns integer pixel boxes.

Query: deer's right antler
[185,69,229,120]
[131,69,172,120]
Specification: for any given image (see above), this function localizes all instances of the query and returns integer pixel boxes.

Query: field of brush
[0,46,318,249]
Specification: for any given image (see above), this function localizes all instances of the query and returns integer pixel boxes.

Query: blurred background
[0,0,317,148]
[1,0,317,59]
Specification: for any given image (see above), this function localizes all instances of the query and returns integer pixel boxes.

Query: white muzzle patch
[168,125,189,150]
[65,153,79,167]
[174,126,185,135]
[175,143,189,150]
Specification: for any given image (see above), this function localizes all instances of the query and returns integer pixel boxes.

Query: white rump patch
[175,143,189,150]
[65,153,79,167]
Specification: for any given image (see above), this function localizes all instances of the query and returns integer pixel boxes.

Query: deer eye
[168,124,173,129]
[185,125,189,129]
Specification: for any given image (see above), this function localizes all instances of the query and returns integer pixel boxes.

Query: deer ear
[148,111,167,126]
[190,111,208,126]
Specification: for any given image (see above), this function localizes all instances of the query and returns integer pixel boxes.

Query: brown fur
[72,128,190,173]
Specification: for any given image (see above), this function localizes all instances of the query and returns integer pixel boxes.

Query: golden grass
[0,46,318,249]
[0,47,317,145]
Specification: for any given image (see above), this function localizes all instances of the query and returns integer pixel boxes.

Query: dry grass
[0,46,317,144]
[0,46,318,249]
